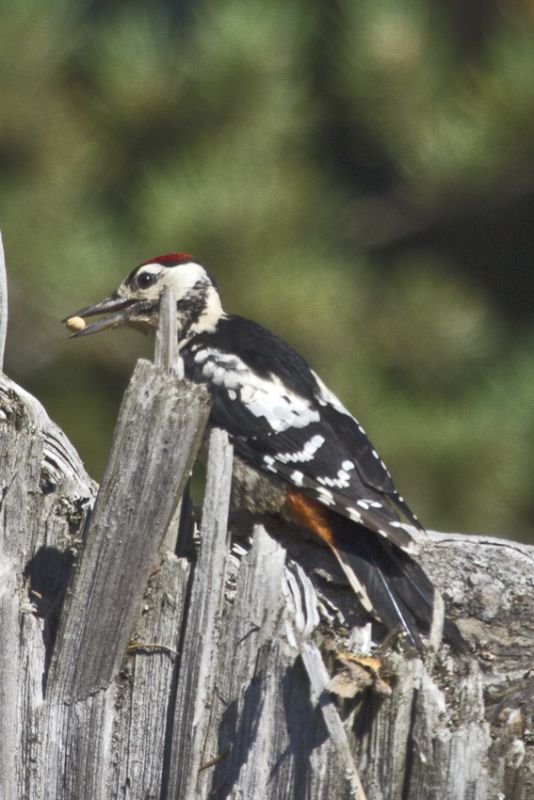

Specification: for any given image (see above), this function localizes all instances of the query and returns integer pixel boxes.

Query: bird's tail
[285,490,465,650]
[330,516,465,651]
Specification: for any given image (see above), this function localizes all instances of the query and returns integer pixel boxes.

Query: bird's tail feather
[331,518,465,651]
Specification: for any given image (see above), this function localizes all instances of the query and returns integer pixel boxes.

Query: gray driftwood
[1,249,533,800]
[0,231,7,370]
[48,360,210,703]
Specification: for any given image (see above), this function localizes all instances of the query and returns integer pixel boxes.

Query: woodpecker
[65,252,464,650]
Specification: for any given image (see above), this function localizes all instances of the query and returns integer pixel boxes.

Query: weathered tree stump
[0,242,533,799]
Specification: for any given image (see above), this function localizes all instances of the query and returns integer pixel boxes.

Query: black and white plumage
[66,253,464,650]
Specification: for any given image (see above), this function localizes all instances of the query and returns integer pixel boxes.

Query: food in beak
[62,295,154,337]
[65,316,87,333]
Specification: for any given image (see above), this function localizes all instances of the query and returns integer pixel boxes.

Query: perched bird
[65,252,463,650]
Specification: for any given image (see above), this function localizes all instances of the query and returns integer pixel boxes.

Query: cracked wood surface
[1,366,533,798]
[47,359,210,702]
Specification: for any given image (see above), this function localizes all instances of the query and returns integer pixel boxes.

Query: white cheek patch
[164,262,208,295]
[130,261,209,301]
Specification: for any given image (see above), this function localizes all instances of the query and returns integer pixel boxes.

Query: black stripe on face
[176,280,210,333]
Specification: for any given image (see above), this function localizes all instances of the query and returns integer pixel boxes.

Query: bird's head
[64,253,224,339]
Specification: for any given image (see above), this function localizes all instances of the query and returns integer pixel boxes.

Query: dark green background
[2,0,534,541]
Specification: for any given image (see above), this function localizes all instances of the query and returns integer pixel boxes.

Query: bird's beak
[62,294,153,338]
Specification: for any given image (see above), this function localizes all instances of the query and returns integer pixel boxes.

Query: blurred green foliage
[1,0,534,540]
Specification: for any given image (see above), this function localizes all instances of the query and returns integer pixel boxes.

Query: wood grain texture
[112,551,192,797]
[47,359,210,702]
[0,372,96,800]
[0,231,7,369]
[164,428,234,800]
[2,362,534,798]
[154,286,178,374]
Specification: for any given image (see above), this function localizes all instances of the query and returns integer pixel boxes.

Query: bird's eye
[136,271,157,289]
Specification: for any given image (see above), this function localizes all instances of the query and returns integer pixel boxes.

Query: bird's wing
[184,316,423,553]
